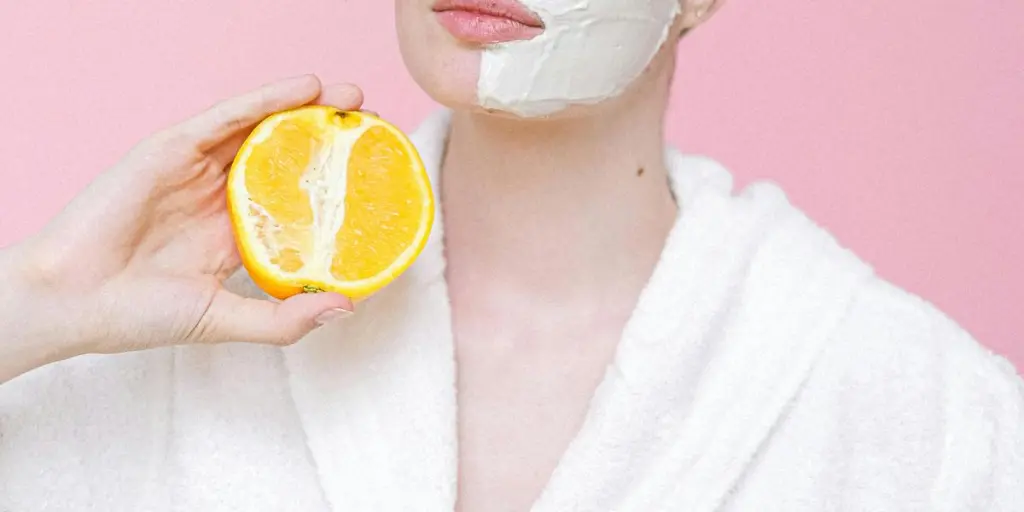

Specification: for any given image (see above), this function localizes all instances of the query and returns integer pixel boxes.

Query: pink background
[1,2,1021,366]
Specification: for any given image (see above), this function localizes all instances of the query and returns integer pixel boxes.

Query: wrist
[0,244,85,383]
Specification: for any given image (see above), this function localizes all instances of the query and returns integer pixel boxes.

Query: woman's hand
[1,75,359,383]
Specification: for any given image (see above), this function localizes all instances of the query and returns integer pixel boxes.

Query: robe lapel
[533,155,873,512]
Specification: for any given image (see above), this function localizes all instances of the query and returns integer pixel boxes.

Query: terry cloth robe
[2,110,1022,512]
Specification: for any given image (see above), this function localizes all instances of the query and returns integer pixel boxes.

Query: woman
[2,0,1022,510]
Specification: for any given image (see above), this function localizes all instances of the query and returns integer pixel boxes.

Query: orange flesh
[331,126,419,281]
[239,110,425,287]
[244,119,318,273]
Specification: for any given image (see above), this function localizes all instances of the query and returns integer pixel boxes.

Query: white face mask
[477,0,681,118]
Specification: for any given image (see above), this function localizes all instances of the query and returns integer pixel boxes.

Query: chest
[452,310,624,512]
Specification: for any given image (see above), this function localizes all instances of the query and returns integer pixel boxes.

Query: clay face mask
[477,0,681,117]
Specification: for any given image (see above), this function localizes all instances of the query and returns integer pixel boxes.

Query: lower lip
[435,10,543,44]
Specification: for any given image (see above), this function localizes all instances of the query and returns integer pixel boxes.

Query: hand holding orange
[3,76,385,383]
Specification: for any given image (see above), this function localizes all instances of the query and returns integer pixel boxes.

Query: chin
[395,0,563,120]
[396,0,482,113]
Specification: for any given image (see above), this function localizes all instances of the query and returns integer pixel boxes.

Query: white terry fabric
[2,110,1022,511]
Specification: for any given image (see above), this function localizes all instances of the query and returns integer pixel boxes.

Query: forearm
[0,246,79,383]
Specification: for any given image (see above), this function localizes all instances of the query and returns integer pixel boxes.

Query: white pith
[234,114,373,281]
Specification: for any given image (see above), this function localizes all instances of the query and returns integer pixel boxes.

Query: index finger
[315,83,365,111]
[199,82,367,169]
[178,75,328,151]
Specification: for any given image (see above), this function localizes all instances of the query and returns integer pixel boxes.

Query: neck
[441,68,677,310]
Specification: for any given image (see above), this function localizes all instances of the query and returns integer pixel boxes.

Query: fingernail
[360,109,379,117]
[315,308,353,326]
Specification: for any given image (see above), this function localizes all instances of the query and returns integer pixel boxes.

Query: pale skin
[397,0,722,509]
[1,1,721,511]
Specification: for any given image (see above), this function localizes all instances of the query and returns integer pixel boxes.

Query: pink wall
[1,2,1021,366]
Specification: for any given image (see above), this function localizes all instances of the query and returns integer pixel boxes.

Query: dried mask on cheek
[477,0,681,117]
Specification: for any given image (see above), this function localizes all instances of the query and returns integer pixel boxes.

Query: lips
[432,0,545,44]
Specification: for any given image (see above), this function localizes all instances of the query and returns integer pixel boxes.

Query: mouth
[431,0,545,44]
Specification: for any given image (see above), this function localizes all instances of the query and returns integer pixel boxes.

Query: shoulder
[810,276,1024,507]
[668,157,1023,506]
[673,159,1022,410]
[826,276,1021,410]
[731,169,1023,506]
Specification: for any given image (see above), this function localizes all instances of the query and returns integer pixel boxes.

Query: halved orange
[226,106,433,300]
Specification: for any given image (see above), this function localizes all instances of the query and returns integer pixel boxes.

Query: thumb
[195,289,354,345]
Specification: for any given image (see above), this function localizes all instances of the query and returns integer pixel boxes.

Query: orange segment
[227,107,433,300]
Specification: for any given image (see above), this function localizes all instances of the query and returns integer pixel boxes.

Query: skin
[0,76,360,384]
[396,0,722,510]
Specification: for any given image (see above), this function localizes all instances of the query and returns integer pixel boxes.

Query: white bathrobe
[2,110,1022,511]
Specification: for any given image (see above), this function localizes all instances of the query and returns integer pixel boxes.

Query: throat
[441,112,677,303]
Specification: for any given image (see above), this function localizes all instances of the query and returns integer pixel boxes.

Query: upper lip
[431,0,545,28]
